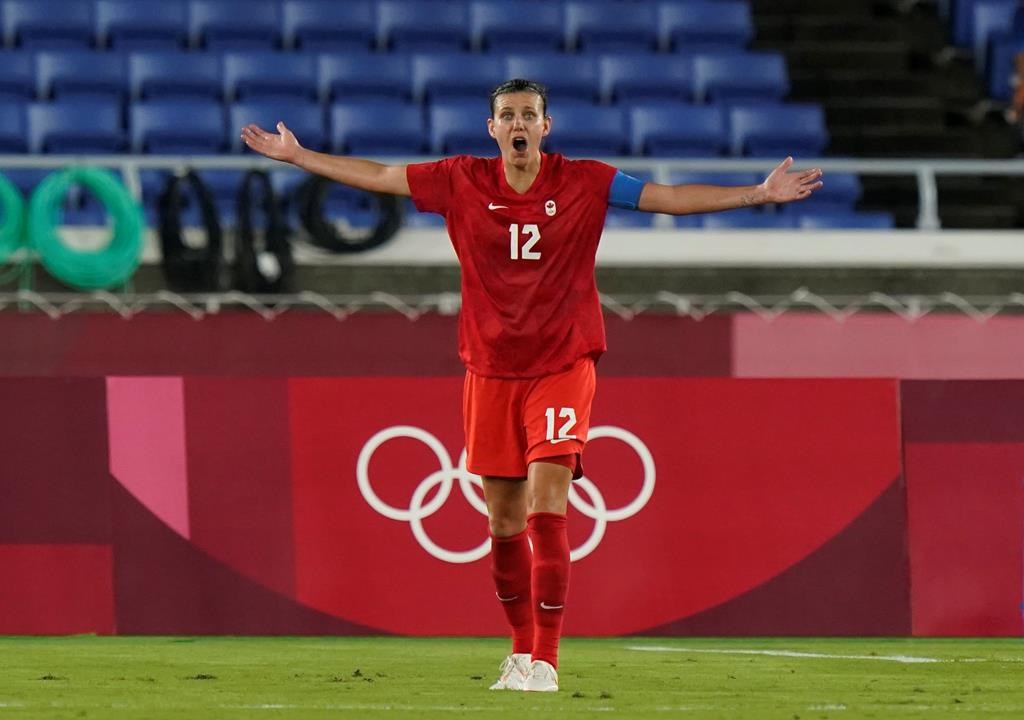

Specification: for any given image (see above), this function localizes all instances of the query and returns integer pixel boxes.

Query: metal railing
[2,154,1024,231]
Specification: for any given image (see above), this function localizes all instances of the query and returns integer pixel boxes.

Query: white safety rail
[2,155,1024,269]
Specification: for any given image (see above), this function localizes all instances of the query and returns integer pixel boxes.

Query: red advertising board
[287,377,903,635]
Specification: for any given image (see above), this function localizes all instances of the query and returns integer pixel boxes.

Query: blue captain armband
[608,170,646,210]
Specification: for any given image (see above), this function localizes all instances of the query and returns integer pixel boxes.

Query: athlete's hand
[240,121,303,163]
[760,157,823,204]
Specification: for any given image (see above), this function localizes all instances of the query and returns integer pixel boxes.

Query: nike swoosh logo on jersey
[539,602,564,610]
[488,203,508,210]
[496,594,519,602]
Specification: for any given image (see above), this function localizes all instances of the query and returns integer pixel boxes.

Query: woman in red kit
[242,79,822,692]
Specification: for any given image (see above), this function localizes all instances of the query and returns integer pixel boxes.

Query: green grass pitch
[2,636,1023,719]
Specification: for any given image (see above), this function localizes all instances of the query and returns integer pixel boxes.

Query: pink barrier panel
[289,377,907,636]
[4,311,1024,379]
[0,313,731,377]
[0,376,909,636]
[734,314,1024,379]
[902,381,1024,636]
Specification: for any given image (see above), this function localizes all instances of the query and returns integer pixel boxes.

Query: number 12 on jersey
[509,223,541,260]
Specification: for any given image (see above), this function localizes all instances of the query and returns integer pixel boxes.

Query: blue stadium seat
[35,51,128,101]
[470,0,563,52]
[630,103,728,156]
[605,208,656,228]
[694,52,790,103]
[972,0,1017,75]
[729,103,829,157]
[230,99,327,152]
[988,37,1024,99]
[674,213,704,229]
[28,100,126,153]
[429,100,497,155]
[318,53,413,103]
[96,0,188,50]
[660,0,754,52]
[223,52,318,102]
[377,1,470,52]
[505,54,601,103]
[1,169,50,196]
[600,54,695,104]
[797,211,895,230]
[0,52,36,100]
[565,0,658,53]
[667,171,760,187]
[0,102,28,153]
[703,211,796,229]
[952,0,986,47]
[545,102,628,156]
[270,168,309,229]
[195,169,245,225]
[4,0,94,49]
[189,0,282,50]
[130,52,223,100]
[131,99,227,153]
[331,99,427,155]
[412,53,506,103]
[282,0,376,51]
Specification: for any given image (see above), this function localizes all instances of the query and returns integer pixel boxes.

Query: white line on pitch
[627,646,947,664]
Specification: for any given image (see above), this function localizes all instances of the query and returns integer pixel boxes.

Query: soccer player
[241,79,822,693]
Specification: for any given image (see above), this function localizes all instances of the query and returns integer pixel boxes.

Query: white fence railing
[2,155,1024,232]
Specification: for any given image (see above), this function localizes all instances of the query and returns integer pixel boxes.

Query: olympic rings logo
[356,425,656,564]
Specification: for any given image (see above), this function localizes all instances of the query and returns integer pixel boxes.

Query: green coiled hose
[27,167,143,290]
[0,172,25,264]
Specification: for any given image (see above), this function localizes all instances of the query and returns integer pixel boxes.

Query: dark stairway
[751,0,1024,228]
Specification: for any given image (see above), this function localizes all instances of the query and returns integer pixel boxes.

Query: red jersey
[406,153,616,379]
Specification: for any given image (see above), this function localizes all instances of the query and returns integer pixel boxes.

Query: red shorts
[463,357,596,479]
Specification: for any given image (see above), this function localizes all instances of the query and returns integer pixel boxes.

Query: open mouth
[512,137,528,152]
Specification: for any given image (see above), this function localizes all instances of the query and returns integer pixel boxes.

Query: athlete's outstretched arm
[637,157,822,215]
[241,121,411,197]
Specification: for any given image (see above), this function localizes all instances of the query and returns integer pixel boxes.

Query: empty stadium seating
[130,51,223,100]
[659,0,753,51]
[565,0,659,53]
[3,0,94,49]
[96,0,189,51]
[222,51,318,101]
[629,103,728,156]
[130,99,227,153]
[28,99,125,153]
[599,54,695,104]
[0,102,27,153]
[0,0,865,228]
[331,99,427,155]
[189,0,281,50]
[470,0,563,53]
[377,0,469,52]
[36,50,127,101]
[281,0,375,52]
[729,104,828,157]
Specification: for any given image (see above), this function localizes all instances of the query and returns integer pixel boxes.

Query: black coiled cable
[294,175,403,254]
[234,169,294,293]
[158,170,226,292]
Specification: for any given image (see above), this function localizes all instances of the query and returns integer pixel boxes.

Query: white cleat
[488,653,531,690]
[523,659,559,692]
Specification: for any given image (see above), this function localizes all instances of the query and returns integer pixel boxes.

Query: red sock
[527,512,570,669]
[490,529,533,655]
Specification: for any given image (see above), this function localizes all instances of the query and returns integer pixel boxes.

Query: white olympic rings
[355,424,656,564]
